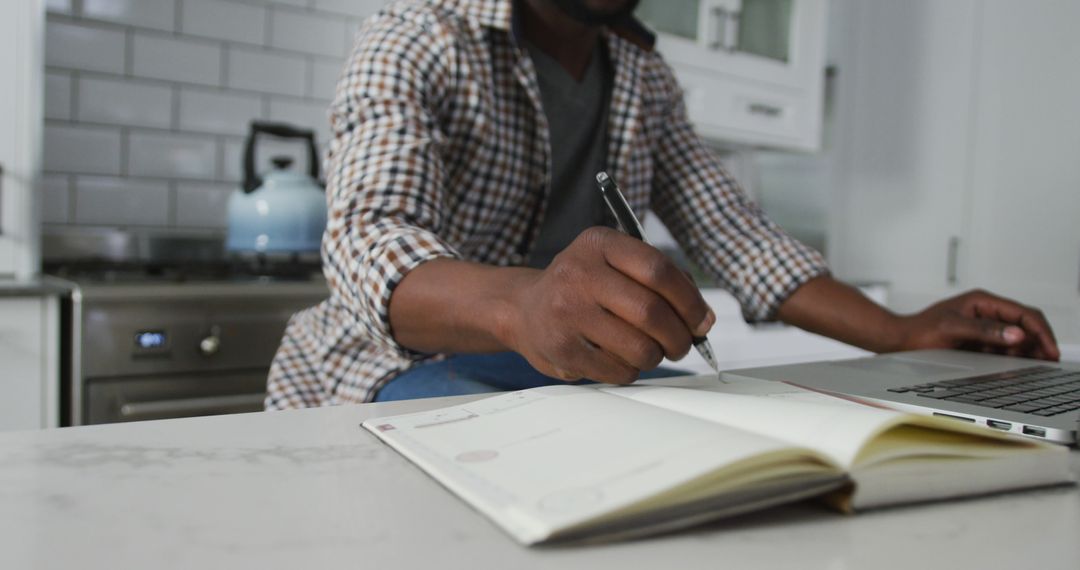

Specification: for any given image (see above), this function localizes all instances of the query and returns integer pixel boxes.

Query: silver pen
[595,171,722,381]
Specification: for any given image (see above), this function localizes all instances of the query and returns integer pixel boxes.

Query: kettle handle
[242,121,320,194]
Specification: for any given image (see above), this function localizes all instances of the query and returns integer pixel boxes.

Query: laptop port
[986,420,1012,431]
[933,412,975,423]
[1022,426,1047,438]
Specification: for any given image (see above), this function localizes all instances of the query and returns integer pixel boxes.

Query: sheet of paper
[601,385,903,468]
[364,385,799,544]
[637,374,875,408]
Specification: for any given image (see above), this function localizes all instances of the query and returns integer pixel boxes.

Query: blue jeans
[374,352,690,402]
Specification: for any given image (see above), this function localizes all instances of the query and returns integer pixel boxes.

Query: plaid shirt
[266,0,828,409]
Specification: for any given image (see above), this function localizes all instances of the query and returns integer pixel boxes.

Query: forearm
[776,275,904,353]
[388,258,537,354]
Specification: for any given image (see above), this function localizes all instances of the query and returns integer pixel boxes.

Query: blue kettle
[226,122,327,254]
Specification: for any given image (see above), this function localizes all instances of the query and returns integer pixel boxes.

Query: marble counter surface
[2,393,1078,570]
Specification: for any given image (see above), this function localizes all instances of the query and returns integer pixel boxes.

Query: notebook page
[601,385,903,468]
[364,385,809,544]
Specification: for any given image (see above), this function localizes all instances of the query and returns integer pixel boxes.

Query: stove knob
[199,329,221,356]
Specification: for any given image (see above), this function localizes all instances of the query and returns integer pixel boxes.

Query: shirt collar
[464,0,656,50]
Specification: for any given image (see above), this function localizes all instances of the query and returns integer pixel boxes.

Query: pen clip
[595,172,648,244]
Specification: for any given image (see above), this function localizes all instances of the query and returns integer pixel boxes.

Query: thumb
[947,317,1025,347]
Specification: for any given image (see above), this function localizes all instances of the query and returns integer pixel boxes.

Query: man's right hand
[502,227,715,384]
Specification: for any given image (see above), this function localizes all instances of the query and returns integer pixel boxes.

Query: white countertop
[0,275,72,297]
[2,382,1078,570]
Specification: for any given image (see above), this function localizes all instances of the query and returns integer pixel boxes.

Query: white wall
[745,0,858,260]
[817,0,1080,342]
[0,0,44,279]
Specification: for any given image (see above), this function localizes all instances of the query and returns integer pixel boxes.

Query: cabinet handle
[726,10,741,52]
[747,102,783,118]
[709,6,728,50]
[947,236,960,285]
[118,393,266,420]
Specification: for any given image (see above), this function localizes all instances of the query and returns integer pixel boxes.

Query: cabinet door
[965,1,1080,319]
[637,0,827,150]
[638,0,824,89]
[0,297,57,431]
[832,0,979,302]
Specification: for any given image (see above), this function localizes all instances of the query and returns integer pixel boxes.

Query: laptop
[722,350,1080,445]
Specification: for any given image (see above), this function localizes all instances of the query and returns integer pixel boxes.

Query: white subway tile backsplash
[178,88,263,136]
[268,97,331,144]
[82,0,176,32]
[227,47,307,97]
[45,20,126,74]
[40,175,73,224]
[43,0,353,232]
[176,182,233,228]
[43,124,123,175]
[309,58,343,101]
[132,33,222,86]
[312,0,384,18]
[78,76,173,129]
[270,9,346,58]
[243,0,312,11]
[129,131,218,179]
[45,72,73,120]
[74,176,170,226]
[181,0,265,45]
[46,0,73,15]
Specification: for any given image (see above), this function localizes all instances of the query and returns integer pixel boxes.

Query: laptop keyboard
[888,366,1080,417]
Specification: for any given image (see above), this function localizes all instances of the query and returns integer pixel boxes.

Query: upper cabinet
[0,0,43,280]
[637,0,829,151]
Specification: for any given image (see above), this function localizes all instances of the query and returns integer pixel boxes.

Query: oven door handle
[118,393,266,420]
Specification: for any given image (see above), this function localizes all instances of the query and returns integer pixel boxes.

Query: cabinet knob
[947,236,960,285]
[199,326,221,356]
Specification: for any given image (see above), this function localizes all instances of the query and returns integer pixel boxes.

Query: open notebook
[362,382,1074,545]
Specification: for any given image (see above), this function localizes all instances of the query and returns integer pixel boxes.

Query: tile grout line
[123,27,134,77]
[67,173,77,224]
[119,126,130,178]
[174,0,184,35]
[167,180,178,227]
[171,84,182,131]
[304,55,314,98]
[69,70,80,121]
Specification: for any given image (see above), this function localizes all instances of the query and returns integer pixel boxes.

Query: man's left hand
[895,289,1060,361]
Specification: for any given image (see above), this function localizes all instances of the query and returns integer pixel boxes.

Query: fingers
[587,265,695,360]
[579,306,668,371]
[966,291,1060,361]
[588,228,714,337]
[545,334,640,385]
[943,315,1036,355]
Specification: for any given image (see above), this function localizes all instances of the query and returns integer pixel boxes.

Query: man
[266,0,1059,409]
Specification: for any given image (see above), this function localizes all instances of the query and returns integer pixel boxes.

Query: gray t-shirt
[524,40,614,269]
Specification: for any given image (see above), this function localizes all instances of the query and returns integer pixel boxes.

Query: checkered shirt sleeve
[321,12,463,358]
[648,59,830,322]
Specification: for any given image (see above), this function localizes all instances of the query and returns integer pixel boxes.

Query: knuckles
[634,296,670,330]
[627,337,664,370]
[640,255,677,288]
[577,226,612,251]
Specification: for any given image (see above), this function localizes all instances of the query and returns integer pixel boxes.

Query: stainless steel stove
[46,230,328,426]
